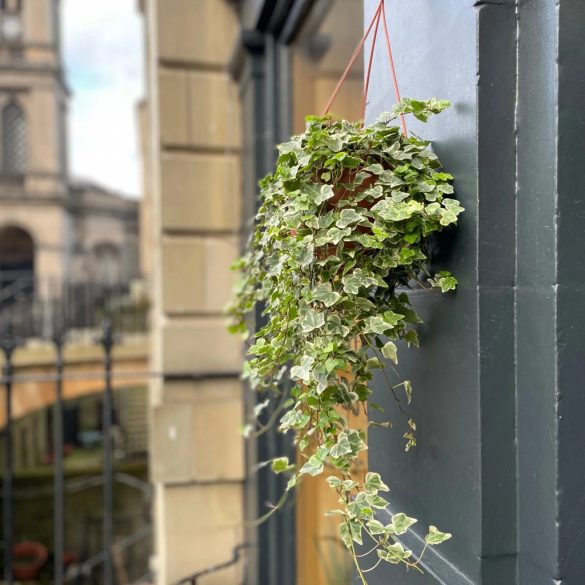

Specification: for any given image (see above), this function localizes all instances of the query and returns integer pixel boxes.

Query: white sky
[62,0,144,197]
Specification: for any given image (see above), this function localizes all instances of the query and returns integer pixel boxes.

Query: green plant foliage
[227,98,462,582]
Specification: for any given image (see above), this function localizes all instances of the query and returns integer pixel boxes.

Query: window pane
[2,102,27,173]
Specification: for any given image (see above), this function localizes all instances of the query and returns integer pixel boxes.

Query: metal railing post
[52,324,66,585]
[1,323,19,585]
[100,319,115,585]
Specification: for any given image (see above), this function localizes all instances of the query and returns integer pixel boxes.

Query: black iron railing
[174,543,248,585]
[0,275,150,585]
[0,273,149,343]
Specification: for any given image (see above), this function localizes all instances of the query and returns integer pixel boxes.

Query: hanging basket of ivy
[227,98,464,581]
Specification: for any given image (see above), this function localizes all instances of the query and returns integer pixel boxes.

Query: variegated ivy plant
[227,98,463,582]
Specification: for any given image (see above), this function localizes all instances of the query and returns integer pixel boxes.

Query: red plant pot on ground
[13,541,48,580]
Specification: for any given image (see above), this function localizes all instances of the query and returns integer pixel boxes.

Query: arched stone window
[1,101,26,174]
[0,224,34,290]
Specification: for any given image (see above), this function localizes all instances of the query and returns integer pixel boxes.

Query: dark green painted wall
[364,2,585,585]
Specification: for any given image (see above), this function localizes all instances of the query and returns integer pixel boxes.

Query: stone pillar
[143,1,245,583]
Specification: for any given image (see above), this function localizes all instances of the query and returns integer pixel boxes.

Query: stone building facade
[140,1,365,584]
[140,1,244,583]
[0,0,139,294]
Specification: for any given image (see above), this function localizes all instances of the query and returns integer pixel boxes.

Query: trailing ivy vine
[227,98,463,581]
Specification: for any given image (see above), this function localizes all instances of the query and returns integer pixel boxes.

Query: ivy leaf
[297,244,314,267]
[300,446,329,477]
[429,271,458,292]
[290,355,315,383]
[404,329,420,348]
[327,315,350,337]
[364,163,384,175]
[381,341,398,364]
[364,472,390,494]
[403,380,412,404]
[315,184,335,205]
[367,519,387,535]
[391,513,418,535]
[299,455,324,476]
[336,208,364,229]
[312,283,341,307]
[326,476,342,488]
[330,433,352,458]
[378,542,412,564]
[327,226,351,244]
[364,315,394,335]
[300,310,325,333]
[368,494,389,509]
[318,211,335,228]
[341,275,360,295]
[425,525,453,546]
[439,199,464,226]
[326,135,343,152]
[271,457,293,473]
[342,270,377,295]
[366,356,383,369]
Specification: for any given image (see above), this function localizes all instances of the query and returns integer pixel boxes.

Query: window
[2,101,26,174]
[1,0,22,12]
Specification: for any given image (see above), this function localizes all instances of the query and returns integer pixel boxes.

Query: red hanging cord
[320,0,383,117]
[321,0,407,136]
[361,6,382,119]
[380,1,407,135]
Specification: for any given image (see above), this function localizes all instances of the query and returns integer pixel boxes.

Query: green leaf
[367,519,386,535]
[271,457,292,473]
[429,271,458,292]
[300,447,329,477]
[364,471,390,494]
[326,226,351,244]
[342,270,378,295]
[290,355,314,383]
[425,525,452,546]
[312,283,341,307]
[366,356,383,369]
[364,316,389,335]
[404,329,420,347]
[297,244,314,267]
[378,542,412,564]
[381,341,398,364]
[403,380,412,404]
[300,309,325,333]
[368,494,389,509]
[335,208,364,229]
[315,184,335,205]
[326,476,342,488]
[330,432,352,458]
[391,513,418,535]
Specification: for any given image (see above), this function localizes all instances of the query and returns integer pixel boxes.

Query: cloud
[62,0,144,197]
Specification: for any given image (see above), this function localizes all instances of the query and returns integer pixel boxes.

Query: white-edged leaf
[315,184,335,204]
[300,309,325,333]
[425,525,452,545]
[381,341,398,364]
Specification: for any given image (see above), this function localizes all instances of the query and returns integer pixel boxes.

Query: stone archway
[0,224,34,291]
